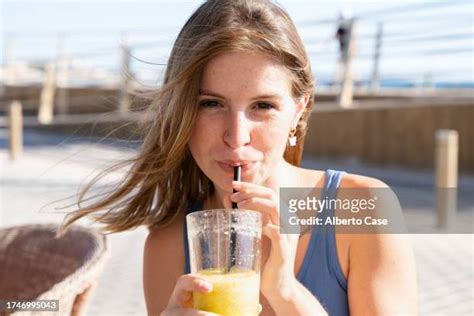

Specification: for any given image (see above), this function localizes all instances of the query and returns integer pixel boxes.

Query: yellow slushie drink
[193,268,260,316]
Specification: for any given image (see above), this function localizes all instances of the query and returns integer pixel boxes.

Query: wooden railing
[304,99,473,172]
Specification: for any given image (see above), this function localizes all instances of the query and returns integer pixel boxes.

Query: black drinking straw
[228,165,241,272]
[232,165,241,208]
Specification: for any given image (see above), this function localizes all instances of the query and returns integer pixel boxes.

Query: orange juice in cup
[186,209,262,316]
[193,268,260,315]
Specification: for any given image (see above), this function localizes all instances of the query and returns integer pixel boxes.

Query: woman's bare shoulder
[339,172,389,189]
[289,165,326,187]
[291,167,388,189]
[144,212,185,250]
[338,172,398,218]
[338,172,397,215]
[143,212,185,314]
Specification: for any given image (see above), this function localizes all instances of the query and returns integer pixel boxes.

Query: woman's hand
[228,181,300,300]
[71,280,97,316]
[228,181,327,316]
[161,274,219,316]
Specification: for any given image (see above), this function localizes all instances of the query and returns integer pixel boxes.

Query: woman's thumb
[262,224,284,258]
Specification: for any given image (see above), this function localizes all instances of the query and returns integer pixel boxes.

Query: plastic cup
[186,209,262,316]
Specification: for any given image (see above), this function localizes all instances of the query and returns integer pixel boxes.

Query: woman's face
[188,51,306,193]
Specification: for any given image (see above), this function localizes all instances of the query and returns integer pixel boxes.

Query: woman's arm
[348,233,417,315]
[264,278,328,315]
[143,221,184,315]
[346,179,418,315]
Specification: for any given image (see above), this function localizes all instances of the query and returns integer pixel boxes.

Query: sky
[1,0,473,86]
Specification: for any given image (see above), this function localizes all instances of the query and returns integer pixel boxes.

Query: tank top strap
[297,169,350,315]
[314,168,345,223]
[321,169,348,289]
[322,169,345,201]
[297,168,345,276]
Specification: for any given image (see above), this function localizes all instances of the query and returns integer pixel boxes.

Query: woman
[59,1,417,315]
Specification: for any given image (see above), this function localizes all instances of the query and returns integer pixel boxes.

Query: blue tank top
[183,169,349,316]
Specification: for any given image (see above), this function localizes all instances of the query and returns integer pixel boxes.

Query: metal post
[370,22,383,92]
[38,62,56,124]
[435,129,458,229]
[8,101,23,161]
[56,32,69,115]
[119,33,132,114]
[338,18,356,108]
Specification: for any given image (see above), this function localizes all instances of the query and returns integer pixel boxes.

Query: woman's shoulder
[296,167,398,218]
[291,165,389,189]
[339,172,389,189]
[145,212,185,248]
[144,211,187,269]
[143,212,185,314]
[336,172,398,214]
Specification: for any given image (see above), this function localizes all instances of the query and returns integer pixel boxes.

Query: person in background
[333,8,355,87]
[336,9,352,60]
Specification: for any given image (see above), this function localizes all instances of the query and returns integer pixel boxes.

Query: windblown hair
[57,0,315,236]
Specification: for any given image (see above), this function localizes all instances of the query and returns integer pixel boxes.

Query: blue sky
[2,0,473,85]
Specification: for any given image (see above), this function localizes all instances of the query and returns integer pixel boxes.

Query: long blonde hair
[57,0,315,236]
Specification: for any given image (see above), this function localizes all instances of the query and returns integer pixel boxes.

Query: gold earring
[288,128,297,146]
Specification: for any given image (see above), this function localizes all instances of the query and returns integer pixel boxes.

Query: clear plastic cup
[186,209,262,316]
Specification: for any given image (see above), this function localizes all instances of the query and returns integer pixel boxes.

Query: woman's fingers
[71,280,97,316]
[169,274,212,308]
[232,181,274,200]
[229,181,280,224]
[163,274,220,316]
[237,197,280,225]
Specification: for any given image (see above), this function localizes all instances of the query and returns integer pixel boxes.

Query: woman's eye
[199,100,220,108]
[255,102,275,110]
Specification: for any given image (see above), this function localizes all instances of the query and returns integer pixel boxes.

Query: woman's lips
[217,161,256,174]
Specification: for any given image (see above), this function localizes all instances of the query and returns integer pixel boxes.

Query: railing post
[8,101,23,161]
[38,62,56,124]
[435,129,458,229]
[56,32,69,115]
[370,22,383,92]
[337,18,356,108]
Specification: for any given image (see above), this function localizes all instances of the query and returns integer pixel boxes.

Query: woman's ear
[293,93,310,126]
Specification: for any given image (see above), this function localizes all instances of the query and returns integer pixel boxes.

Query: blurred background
[1,0,473,315]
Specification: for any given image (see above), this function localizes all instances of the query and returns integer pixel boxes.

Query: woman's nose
[223,112,251,149]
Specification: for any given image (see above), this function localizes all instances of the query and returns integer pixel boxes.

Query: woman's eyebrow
[199,89,282,101]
